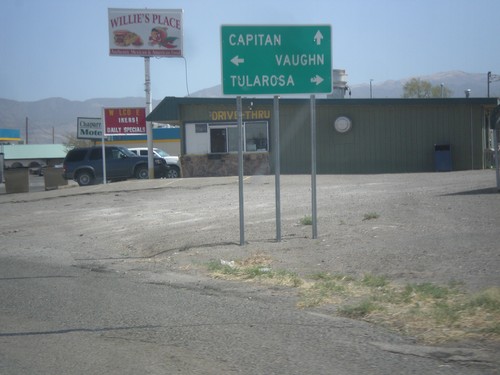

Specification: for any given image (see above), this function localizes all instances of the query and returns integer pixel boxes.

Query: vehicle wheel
[165,166,180,179]
[76,170,94,186]
[135,165,149,179]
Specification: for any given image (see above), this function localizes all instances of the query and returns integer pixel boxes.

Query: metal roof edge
[1,144,67,159]
[153,95,499,105]
[147,96,500,122]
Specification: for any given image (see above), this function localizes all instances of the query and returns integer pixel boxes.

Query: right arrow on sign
[311,75,324,85]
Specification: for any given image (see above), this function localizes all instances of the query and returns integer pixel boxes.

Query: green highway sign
[221,25,332,95]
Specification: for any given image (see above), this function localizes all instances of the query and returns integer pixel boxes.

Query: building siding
[304,101,490,173]
[146,97,498,175]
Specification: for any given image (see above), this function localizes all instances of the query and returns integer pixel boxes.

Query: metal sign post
[274,96,281,242]
[310,95,318,239]
[494,129,500,191]
[101,108,107,184]
[237,96,245,245]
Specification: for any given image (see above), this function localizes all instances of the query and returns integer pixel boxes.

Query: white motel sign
[221,25,332,95]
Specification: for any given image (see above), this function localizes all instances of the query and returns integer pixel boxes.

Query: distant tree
[430,85,453,98]
[63,133,93,151]
[402,78,452,98]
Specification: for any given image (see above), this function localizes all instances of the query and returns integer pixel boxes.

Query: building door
[210,128,227,153]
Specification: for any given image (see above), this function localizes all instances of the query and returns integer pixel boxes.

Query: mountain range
[191,71,499,99]
[0,71,498,144]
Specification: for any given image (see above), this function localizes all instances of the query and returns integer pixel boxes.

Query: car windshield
[154,149,170,157]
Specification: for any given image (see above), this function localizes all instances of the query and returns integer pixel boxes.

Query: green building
[147,97,499,177]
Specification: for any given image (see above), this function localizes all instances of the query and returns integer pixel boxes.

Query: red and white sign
[108,8,183,57]
[103,107,147,135]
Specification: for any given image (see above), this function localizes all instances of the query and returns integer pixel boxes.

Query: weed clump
[205,257,500,344]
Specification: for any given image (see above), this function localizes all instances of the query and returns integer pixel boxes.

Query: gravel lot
[1,170,499,371]
[1,170,498,292]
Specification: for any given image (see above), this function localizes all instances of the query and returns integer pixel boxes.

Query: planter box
[4,168,29,194]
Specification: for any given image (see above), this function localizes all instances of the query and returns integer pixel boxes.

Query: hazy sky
[1,0,499,102]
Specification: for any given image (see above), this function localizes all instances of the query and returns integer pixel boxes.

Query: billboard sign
[103,107,147,135]
[77,117,102,140]
[221,25,332,95]
[0,128,21,142]
[108,8,183,57]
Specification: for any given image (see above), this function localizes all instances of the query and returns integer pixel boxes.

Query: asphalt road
[0,256,458,375]
[0,171,499,374]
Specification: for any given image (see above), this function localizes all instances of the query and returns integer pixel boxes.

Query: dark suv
[62,146,169,186]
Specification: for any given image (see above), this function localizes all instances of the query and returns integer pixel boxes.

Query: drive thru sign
[221,25,332,95]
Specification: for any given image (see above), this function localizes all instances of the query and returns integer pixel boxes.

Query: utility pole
[488,71,491,98]
[25,117,28,144]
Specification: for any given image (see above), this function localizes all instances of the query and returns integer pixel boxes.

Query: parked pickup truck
[62,146,170,186]
[128,147,181,178]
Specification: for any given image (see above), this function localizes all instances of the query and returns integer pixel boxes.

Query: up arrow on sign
[221,25,332,95]
[314,30,324,45]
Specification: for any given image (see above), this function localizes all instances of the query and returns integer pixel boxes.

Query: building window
[209,121,268,154]
[245,121,268,151]
[195,123,207,133]
[210,128,227,153]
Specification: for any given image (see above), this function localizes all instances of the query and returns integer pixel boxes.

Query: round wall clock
[334,116,352,133]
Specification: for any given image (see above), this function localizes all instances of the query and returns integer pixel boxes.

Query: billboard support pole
[145,56,154,179]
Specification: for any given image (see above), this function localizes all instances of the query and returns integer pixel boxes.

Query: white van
[128,147,181,178]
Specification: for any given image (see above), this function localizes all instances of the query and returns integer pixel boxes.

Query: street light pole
[370,79,373,99]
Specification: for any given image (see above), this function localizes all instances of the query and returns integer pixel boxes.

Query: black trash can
[434,144,452,172]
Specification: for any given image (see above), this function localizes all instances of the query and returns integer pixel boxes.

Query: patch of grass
[206,256,302,287]
[323,279,499,343]
[238,253,272,267]
[273,269,303,287]
[316,280,347,294]
[432,301,463,324]
[207,259,239,276]
[309,272,355,282]
[361,274,389,288]
[299,278,349,308]
[299,215,313,225]
[299,272,357,308]
[363,212,379,221]
[338,299,380,318]
[478,323,500,335]
[404,282,453,299]
[204,259,500,344]
[465,287,500,311]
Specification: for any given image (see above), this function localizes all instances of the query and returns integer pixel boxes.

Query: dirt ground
[1,170,498,292]
[1,170,500,370]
